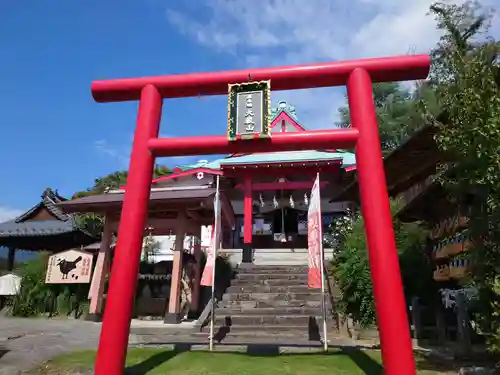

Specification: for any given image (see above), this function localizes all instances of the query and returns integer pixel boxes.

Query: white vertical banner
[200,176,221,351]
[307,173,328,351]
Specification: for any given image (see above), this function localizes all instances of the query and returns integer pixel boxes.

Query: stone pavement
[0,317,371,375]
[0,317,101,375]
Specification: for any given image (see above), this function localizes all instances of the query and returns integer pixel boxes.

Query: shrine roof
[178,150,355,172]
[58,188,221,214]
[0,220,78,237]
[219,150,355,167]
[334,124,440,203]
[14,187,70,223]
[0,188,97,251]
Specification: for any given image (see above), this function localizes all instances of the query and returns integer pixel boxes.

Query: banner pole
[317,172,328,352]
[209,175,220,351]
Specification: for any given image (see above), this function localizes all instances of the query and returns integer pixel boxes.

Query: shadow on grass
[341,347,383,375]
[124,342,384,375]
[245,345,384,374]
[124,344,192,375]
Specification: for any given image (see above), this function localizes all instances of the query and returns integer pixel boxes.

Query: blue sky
[1,0,499,221]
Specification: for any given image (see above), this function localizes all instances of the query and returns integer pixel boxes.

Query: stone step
[215,307,322,316]
[226,284,311,293]
[219,299,323,308]
[235,273,308,281]
[230,278,307,287]
[222,292,322,302]
[214,314,332,326]
[130,333,353,347]
[198,325,330,339]
[236,265,308,274]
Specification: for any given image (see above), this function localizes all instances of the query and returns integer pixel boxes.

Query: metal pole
[209,175,221,351]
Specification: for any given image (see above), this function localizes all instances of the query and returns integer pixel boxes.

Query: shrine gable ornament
[227,80,271,141]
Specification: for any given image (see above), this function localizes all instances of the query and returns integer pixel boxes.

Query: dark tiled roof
[0,218,97,251]
[0,188,98,250]
[0,219,77,237]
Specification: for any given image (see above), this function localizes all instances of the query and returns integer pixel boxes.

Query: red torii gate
[91,55,430,375]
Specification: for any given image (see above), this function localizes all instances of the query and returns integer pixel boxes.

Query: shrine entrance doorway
[90,55,431,375]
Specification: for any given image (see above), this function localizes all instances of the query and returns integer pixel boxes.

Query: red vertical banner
[200,225,215,286]
[201,178,221,287]
[308,175,323,289]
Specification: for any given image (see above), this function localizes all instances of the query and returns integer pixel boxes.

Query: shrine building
[56,100,356,321]
[59,100,356,265]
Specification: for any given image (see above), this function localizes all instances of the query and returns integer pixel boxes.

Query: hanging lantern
[289,194,295,208]
[273,196,279,209]
[304,193,309,206]
[260,193,265,208]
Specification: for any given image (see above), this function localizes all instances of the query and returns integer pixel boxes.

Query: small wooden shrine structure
[0,188,97,270]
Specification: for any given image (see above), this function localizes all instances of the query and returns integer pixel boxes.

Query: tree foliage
[428,0,500,349]
[11,253,89,317]
[72,165,172,237]
[328,200,433,327]
[73,165,171,199]
[337,82,439,154]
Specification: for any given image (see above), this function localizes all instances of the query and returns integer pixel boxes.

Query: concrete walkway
[0,317,101,375]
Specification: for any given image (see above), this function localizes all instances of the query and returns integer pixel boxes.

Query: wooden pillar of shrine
[164,213,186,323]
[7,247,15,271]
[86,217,113,321]
[242,174,253,263]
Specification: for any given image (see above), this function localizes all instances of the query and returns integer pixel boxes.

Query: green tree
[72,165,172,236]
[336,82,436,154]
[328,200,432,327]
[73,165,171,199]
[428,0,500,351]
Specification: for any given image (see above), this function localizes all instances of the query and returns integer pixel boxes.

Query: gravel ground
[0,317,101,375]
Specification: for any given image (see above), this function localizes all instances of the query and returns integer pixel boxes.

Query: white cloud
[94,138,205,170]
[94,139,131,167]
[166,0,499,128]
[0,206,23,223]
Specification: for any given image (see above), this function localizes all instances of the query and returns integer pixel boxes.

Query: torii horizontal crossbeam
[148,129,359,157]
[91,54,430,102]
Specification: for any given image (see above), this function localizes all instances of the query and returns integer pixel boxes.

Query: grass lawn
[29,347,457,375]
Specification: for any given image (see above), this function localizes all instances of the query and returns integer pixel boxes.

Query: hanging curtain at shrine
[201,176,221,287]
[307,174,323,289]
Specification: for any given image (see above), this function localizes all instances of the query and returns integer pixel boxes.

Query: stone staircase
[200,264,337,342]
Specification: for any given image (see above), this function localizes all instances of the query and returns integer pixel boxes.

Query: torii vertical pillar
[347,68,415,375]
[93,85,162,375]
